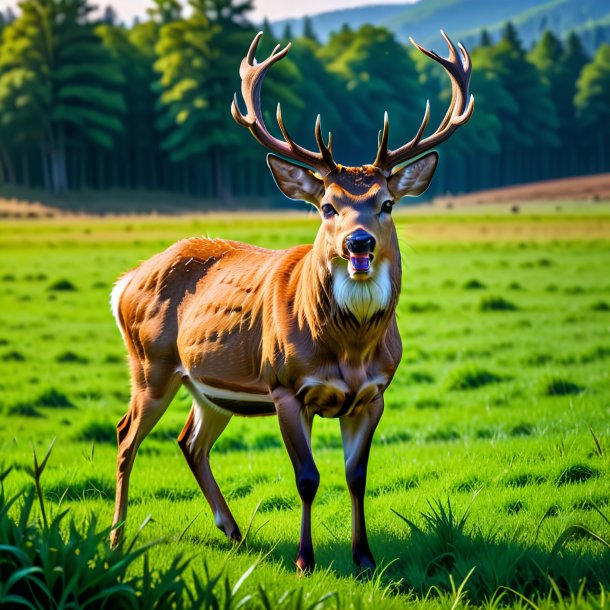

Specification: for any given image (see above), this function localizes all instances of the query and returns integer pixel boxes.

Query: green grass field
[1,203,609,608]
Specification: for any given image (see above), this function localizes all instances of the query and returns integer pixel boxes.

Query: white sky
[3,0,415,23]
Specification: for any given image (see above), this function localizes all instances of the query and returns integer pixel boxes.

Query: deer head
[232,32,474,282]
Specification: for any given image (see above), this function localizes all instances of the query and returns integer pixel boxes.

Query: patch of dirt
[434,173,610,207]
[0,197,67,219]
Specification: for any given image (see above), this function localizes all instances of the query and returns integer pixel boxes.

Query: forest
[0,0,609,203]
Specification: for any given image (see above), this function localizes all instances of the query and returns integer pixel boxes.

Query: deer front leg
[272,388,318,575]
[340,396,384,573]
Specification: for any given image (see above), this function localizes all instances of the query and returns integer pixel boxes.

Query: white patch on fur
[110,271,135,341]
[189,379,273,405]
[332,259,392,323]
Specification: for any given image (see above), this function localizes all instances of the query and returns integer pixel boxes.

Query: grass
[1,202,609,608]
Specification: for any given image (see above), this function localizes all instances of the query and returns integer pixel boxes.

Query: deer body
[111,32,473,573]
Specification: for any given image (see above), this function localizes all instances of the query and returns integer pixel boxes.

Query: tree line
[0,0,609,203]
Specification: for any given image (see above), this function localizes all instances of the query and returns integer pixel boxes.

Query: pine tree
[575,44,610,171]
[479,29,492,47]
[320,25,424,165]
[302,16,319,44]
[529,30,589,174]
[0,0,125,193]
[483,22,559,183]
[154,0,259,199]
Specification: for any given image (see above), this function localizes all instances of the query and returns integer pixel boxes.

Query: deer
[109,30,473,574]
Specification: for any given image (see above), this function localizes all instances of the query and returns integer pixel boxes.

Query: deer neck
[293,237,400,343]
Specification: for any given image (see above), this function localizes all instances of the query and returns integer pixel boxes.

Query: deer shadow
[239,499,610,605]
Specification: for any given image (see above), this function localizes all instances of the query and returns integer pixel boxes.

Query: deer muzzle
[345,230,376,274]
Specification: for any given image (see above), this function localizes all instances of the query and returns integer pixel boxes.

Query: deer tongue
[350,253,371,272]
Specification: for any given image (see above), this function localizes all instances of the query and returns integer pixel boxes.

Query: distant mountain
[457,0,610,52]
[270,0,610,53]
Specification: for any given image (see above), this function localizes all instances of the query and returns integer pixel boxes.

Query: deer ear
[387,152,439,200]
[267,154,324,205]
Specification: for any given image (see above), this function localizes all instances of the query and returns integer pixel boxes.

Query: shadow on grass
[242,498,610,605]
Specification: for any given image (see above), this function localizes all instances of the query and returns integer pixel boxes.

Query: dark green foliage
[75,420,116,443]
[510,422,534,437]
[34,388,75,408]
[259,494,297,512]
[445,364,504,390]
[214,433,249,453]
[1,350,25,361]
[541,377,585,396]
[0,444,302,610]
[47,279,77,292]
[591,300,610,311]
[506,472,547,487]
[392,499,610,604]
[8,403,44,417]
[0,0,125,193]
[376,429,412,445]
[479,296,519,311]
[407,301,441,313]
[251,432,282,451]
[55,351,89,364]
[557,464,599,486]
[463,279,486,290]
[405,370,435,384]
[414,397,442,409]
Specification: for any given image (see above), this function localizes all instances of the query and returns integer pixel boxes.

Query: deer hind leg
[110,363,181,548]
[177,396,241,542]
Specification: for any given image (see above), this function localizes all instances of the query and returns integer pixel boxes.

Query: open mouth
[348,253,373,274]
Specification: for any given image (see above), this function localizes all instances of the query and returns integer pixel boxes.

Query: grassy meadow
[1,202,609,608]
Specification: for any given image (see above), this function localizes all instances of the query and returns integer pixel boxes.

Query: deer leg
[272,388,318,574]
[340,396,384,573]
[111,368,181,548]
[177,399,240,542]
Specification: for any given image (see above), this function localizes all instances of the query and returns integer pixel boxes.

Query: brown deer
[110,31,473,573]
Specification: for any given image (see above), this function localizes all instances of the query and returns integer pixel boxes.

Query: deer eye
[321,204,338,219]
[381,200,393,214]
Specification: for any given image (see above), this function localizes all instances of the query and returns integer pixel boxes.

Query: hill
[271,0,610,52]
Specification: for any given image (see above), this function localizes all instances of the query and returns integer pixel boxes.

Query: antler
[373,31,475,172]
[231,32,336,177]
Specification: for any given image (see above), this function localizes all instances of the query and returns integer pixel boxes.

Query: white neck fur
[331,259,392,324]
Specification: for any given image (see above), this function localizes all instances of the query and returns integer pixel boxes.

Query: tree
[154,0,261,199]
[480,22,559,184]
[319,25,422,166]
[529,30,589,174]
[302,16,319,44]
[0,0,125,193]
[575,44,610,170]
[146,0,182,23]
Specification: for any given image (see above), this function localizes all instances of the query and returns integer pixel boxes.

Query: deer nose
[345,229,376,254]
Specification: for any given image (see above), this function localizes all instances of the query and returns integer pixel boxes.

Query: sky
[4,0,416,23]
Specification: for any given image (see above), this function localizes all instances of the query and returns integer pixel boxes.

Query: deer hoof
[227,526,242,544]
[353,549,376,576]
[296,551,315,575]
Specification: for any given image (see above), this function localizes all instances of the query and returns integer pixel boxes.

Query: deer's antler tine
[455,94,475,124]
[246,31,263,66]
[276,102,293,147]
[374,31,473,171]
[233,33,336,175]
[231,93,251,127]
[373,111,390,167]
[314,115,335,168]
[440,30,458,63]
[412,100,431,146]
